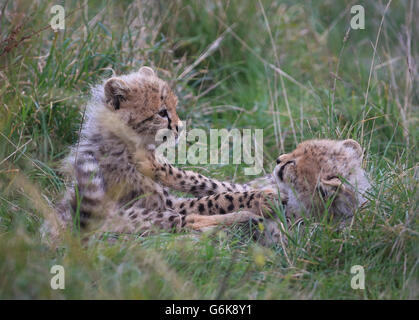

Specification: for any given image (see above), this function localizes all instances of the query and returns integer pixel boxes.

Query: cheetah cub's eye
[158,109,168,118]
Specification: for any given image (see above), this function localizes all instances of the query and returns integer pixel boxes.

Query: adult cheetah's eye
[158,109,168,118]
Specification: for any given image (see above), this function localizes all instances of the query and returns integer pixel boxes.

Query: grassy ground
[0,0,417,299]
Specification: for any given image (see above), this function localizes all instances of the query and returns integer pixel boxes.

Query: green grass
[0,0,417,299]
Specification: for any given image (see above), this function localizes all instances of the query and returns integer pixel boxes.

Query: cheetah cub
[178,139,371,243]
[272,139,370,225]
[52,67,277,237]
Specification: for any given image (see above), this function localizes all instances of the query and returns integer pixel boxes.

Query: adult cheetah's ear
[139,66,155,77]
[342,139,363,158]
[104,78,129,110]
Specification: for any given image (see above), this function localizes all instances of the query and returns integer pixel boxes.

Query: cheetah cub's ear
[317,175,352,206]
[138,66,155,77]
[342,139,363,158]
[104,78,129,110]
[320,176,345,197]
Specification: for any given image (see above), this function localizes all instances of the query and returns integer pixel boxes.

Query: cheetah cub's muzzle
[272,139,371,225]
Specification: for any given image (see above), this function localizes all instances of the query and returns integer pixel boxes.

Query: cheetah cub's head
[102,66,183,147]
[273,139,370,224]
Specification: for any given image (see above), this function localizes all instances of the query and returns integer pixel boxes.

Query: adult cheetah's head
[273,139,370,223]
[102,67,183,146]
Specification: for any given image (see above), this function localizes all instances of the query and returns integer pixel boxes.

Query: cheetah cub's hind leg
[185,211,262,230]
[185,212,288,246]
[99,202,185,236]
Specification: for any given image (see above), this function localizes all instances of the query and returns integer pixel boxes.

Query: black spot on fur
[112,149,124,157]
[225,194,234,202]
[198,203,205,213]
[80,210,91,219]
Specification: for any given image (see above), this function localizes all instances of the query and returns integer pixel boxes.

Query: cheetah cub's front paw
[133,148,157,179]
[259,189,282,216]
[185,212,263,231]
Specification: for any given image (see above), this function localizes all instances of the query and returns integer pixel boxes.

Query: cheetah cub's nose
[276,158,281,164]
